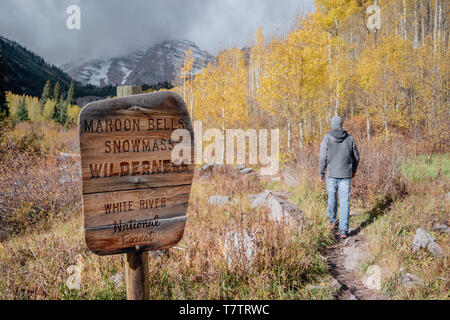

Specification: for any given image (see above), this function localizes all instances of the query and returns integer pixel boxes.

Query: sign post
[118,86,148,300]
[78,87,194,300]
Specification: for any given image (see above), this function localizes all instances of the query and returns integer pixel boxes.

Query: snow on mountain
[61,40,214,87]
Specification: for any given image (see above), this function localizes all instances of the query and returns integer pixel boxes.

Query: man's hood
[328,129,348,143]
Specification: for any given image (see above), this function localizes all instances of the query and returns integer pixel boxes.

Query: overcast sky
[0,0,315,66]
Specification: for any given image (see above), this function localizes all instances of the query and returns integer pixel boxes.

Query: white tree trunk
[183,72,186,102]
[287,120,291,152]
[190,74,194,121]
[383,96,389,142]
[299,119,304,149]
[222,104,225,136]
[319,117,323,137]
[283,106,291,152]
[421,16,425,46]
[414,3,419,48]
[438,1,442,43]
[335,80,339,116]
[402,0,407,40]
[434,0,438,52]
[365,103,371,142]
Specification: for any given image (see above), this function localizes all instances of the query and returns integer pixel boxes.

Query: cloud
[0,0,314,65]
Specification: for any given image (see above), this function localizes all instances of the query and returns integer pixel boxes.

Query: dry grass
[0,118,448,300]
[357,165,449,300]
[0,121,80,240]
[0,173,337,300]
[0,121,337,300]
[290,117,449,300]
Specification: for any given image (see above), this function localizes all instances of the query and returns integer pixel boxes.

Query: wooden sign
[79,91,194,255]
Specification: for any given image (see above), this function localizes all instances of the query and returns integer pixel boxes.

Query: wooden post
[124,250,150,300]
[117,85,149,300]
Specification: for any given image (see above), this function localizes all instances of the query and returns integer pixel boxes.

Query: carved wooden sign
[79,92,194,255]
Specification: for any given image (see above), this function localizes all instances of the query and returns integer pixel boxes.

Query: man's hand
[320,175,325,182]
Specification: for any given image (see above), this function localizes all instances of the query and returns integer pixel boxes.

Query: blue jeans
[326,177,351,233]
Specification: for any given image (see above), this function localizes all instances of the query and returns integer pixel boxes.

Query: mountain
[0,35,73,97]
[61,40,214,87]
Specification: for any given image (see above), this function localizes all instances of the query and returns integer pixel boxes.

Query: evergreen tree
[67,80,75,105]
[53,97,68,125]
[0,51,8,121]
[52,98,60,121]
[58,98,68,125]
[53,81,61,101]
[41,80,52,107]
[16,96,29,121]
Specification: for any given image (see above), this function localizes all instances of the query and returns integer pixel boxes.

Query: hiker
[319,116,360,239]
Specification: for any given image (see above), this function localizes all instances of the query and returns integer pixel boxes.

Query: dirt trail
[326,231,387,300]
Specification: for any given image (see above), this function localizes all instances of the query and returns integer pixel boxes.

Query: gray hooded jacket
[318,129,360,179]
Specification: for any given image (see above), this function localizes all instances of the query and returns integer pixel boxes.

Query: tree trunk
[287,120,291,152]
[183,72,186,102]
[402,0,407,40]
[434,0,438,52]
[335,80,339,116]
[283,105,291,152]
[190,75,194,121]
[319,117,323,137]
[414,2,419,48]
[299,119,304,149]
[365,105,371,142]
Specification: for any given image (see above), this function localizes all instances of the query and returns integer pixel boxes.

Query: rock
[350,210,363,216]
[445,192,450,202]
[411,228,444,256]
[239,168,254,175]
[343,246,369,271]
[224,230,255,267]
[198,164,227,177]
[341,236,369,272]
[208,195,232,206]
[150,250,169,259]
[307,284,325,290]
[348,293,358,300]
[248,191,305,231]
[267,195,306,231]
[331,278,342,290]
[433,223,450,234]
[271,177,281,182]
[109,272,124,287]
[248,190,272,209]
[401,273,422,287]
